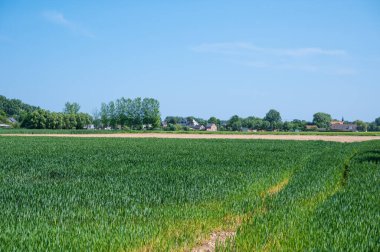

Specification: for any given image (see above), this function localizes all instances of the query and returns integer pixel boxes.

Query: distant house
[330,123,357,132]
[206,123,217,131]
[178,118,188,127]
[330,120,357,132]
[161,121,168,128]
[186,119,207,130]
[143,124,153,129]
[0,123,11,128]
[187,119,199,127]
[8,117,17,123]
[191,124,205,130]
[84,124,95,130]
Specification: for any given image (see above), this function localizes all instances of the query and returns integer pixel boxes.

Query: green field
[1,128,380,136]
[0,137,379,251]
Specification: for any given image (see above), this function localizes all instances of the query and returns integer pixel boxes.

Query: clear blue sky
[1,1,379,121]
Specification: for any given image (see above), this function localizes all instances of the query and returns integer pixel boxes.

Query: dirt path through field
[1,133,380,142]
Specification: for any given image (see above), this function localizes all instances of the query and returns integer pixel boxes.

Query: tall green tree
[195,117,207,126]
[0,109,6,123]
[375,117,380,126]
[142,98,161,129]
[63,114,70,129]
[242,116,263,129]
[291,119,307,131]
[108,101,117,129]
[75,113,92,129]
[0,95,39,117]
[208,116,221,127]
[264,109,282,130]
[131,98,143,129]
[92,109,101,129]
[116,98,128,128]
[165,116,180,124]
[354,120,368,132]
[313,112,332,129]
[64,102,81,114]
[68,114,77,129]
[282,121,293,131]
[186,116,195,125]
[227,115,242,131]
[368,117,380,131]
[26,109,47,129]
[56,113,64,129]
[97,97,161,130]
[124,98,134,128]
[100,103,109,128]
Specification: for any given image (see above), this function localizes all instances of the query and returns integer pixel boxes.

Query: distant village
[159,117,359,133]
[306,120,357,132]
[161,118,218,131]
[1,95,379,132]
[0,116,361,132]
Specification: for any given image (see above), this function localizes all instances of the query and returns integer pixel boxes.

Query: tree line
[163,109,301,131]
[20,102,92,129]
[1,95,380,132]
[0,95,39,117]
[164,110,380,132]
[93,97,160,130]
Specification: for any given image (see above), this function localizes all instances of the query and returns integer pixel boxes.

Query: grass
[0,137,379,251]
[1,128,380,136]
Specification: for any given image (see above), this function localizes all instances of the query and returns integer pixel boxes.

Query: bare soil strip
[192,231,236,252]
[1,133,380,142]
[191,178,290,252]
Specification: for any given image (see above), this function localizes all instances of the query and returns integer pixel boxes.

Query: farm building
[84,124,95,130]
[176,118,190,127]
[8,117,17,123]
[0,123,11,128]
[187,119,199,127]
[206,123,217,131]
[191,124,205,130]
[330,123,357,132]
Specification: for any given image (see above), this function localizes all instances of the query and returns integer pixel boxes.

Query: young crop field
[0,137,379,251]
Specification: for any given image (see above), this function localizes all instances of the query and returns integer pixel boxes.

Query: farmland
[1,128,380,136]
[0,137,379,251]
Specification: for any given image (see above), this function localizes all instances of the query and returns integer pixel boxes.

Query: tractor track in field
[191,178,290,252]
[1,133,380,142]
[340,151,358,187]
